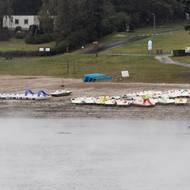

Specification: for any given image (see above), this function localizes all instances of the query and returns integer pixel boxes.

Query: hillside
[0,23,189,83]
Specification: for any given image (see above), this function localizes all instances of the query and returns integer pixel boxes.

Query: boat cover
[83,73,112,82]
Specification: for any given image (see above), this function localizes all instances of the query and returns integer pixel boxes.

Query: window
[24,19,28,25]
[15,19,19,25]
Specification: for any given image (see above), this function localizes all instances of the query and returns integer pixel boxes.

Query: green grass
[0,38,56,52]
[173,56,190,64]
[107,30,190,54]
[0,53,189,83]
[0,23,189,83]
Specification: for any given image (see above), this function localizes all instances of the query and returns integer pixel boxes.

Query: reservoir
[0,119,190,190]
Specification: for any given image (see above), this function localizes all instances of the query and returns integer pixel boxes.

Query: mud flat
[0,75,189,119]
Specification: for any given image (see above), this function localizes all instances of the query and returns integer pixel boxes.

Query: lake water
[0,119,190,190]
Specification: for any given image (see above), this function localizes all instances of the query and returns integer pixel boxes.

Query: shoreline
[0,76,189,120]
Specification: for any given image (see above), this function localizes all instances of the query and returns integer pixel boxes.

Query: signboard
[39,48,44,52]
[121,71,129,78]
[45,48,51,52]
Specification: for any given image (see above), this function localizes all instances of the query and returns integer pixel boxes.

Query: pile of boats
[0,90,50,100]
[71,89,190,107]
[0,89,72,100]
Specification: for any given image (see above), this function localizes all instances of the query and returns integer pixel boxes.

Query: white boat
[51,90,72,97]
[175,98,188,105]
[104,99,116,106]
[116,99,132,106]
[157,96,175,105]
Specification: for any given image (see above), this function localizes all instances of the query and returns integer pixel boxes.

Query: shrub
[172,50,186,57]
[15,31,26,39]
[55,30,88,53]
[0,50,57,58]
[25,34,53,44]
[54,40,70,53]
[184,25,190,31]
[0,28,11,41]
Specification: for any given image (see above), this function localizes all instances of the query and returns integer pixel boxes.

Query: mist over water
[0,119,190,190]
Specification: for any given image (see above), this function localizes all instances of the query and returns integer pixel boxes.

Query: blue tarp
[83,73,113,82]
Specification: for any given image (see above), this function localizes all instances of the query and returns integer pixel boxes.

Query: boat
[104,99,116,106]
[133,97,156,107]
[175,98,188,105]
[116,99,132,107]
[71,97,86,104]
[157,96,175,105]
[51,90,72,97]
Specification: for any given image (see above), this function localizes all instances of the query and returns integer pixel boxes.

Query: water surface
[0,119,190,190]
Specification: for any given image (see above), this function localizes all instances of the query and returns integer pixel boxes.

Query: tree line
[0,0,189,51]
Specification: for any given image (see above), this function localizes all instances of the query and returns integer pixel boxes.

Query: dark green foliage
[0,27,10,41]
[25,34,53,44]
[172,50,186,56]
[14,31,26,39]
[184,25,190,31]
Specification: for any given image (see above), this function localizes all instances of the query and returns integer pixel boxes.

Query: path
[155,54,190,68]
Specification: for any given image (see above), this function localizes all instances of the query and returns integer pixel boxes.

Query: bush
[15,31,26,39]
[172,50,186,57]
[184,25,190,31]
[55,30,88,53]
[0,50,57,58]
[0,28,11,41]
[25,34,53,44]
[54,40,70,53]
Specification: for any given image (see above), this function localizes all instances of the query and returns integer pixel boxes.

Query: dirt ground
[0,75,189,120]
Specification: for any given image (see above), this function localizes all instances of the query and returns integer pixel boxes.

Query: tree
[39,0,55,33]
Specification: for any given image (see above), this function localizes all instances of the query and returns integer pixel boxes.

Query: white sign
[39,48,44,52]
[147,40,153,51]
[121,71,129,78]
[45,48,51,52]
[185,47,190,53]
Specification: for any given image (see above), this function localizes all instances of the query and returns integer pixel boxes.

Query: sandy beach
[0,75,189,119]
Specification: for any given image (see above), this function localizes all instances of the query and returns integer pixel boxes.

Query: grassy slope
[0,23,189,83]
[0,53,189,83]
[0,38,55,52]
[108,30,190,54]
[173,56,190,64]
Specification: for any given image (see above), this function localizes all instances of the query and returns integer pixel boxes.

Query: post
[152,13,156,29]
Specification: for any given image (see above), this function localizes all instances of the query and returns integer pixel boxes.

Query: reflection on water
[0,119,190,190]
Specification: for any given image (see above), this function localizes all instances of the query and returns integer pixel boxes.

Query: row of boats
[71,89,190,107]
[0,89,72,100]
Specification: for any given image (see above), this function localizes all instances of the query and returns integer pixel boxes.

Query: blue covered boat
[83,73,112,82]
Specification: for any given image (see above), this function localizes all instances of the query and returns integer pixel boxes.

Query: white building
[3,15,40,30]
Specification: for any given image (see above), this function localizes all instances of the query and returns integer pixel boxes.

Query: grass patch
[108,30,190,54]
[173,56,190,64]
[0,53,189,83]
[0,38,56,52]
